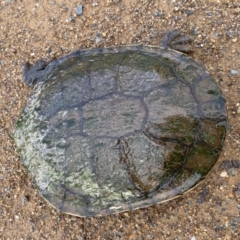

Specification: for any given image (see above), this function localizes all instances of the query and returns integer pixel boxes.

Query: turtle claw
[160,29,192,53]
[23,60,49,87]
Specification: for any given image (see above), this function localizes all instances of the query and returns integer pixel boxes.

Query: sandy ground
[0,0,240,239]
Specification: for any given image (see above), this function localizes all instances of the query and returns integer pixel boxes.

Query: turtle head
[23,60,49,87]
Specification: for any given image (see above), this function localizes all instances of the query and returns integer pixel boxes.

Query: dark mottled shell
[14,46,227,217]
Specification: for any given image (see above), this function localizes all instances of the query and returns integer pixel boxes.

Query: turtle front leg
[23,60,50,87]
[160,29,192,53]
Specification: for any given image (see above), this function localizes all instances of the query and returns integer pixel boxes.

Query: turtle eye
[207,90,217,95]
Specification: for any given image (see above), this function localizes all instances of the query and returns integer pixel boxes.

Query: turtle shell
[14,46,227,217]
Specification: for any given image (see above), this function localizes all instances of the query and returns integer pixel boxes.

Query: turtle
[14,30,227,217]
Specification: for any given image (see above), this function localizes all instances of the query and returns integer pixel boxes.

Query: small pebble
[191,237,196,240]
[234,7,240,13]
[234,184,240,194]
[192,28,198,35]
[220,160,232,169]
[96,37,101,43]
[231,160,240,168]
[231,69,238,75]
[186,10,194,16]
[231,223,237,229]
[229,169,236,176]
[226,31,232,37]
[76,5,83,15]
[68,16,75,22]
[220,171,228,177]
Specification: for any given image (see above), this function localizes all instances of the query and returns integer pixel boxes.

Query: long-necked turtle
[14,31,227,217]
